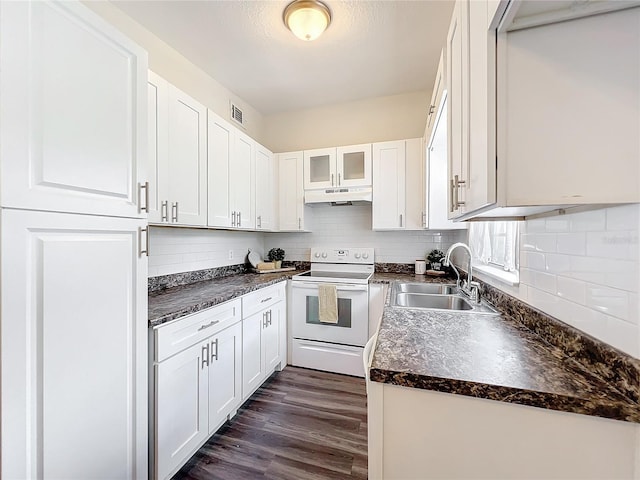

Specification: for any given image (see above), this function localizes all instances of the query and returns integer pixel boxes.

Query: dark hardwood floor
[173,366,368,480]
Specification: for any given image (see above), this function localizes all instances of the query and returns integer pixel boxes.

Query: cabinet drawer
[154,298,241,363]
[242,282,286,319]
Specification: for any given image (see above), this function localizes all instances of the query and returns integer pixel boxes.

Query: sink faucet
[443,242,481,303]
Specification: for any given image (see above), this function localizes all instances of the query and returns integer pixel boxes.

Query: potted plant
[267,247,285,269]
[426,249,445,271]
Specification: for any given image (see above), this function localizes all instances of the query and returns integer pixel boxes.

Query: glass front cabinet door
[303,144,372,190]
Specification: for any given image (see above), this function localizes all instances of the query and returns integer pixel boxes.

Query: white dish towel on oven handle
[318,283,338,324]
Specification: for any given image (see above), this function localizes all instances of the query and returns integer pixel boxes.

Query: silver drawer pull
[260,296,273,303]
[198,320,220,331]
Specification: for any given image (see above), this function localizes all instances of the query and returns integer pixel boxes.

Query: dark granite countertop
[369,276,640,424]
[148,271,294,327]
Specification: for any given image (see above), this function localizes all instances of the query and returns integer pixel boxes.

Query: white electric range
[290,247,374,377]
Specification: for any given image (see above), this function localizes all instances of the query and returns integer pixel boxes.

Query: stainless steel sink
[390,281,499,315]
[394,293,473,310]
[394,283,458,295]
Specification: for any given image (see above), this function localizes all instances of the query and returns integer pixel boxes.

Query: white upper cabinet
[372,141,406,230]
[304,144,372,190]
[304,147,337,189]
[335,144,372,188]
[147,72,207,226]
[446,0,470,219]
[208,110,256,230]
[208,111,234,228]
[167,87,208,225]
[278,151,307,231]
[404,138,427,230]
[255,144,275,231]
[424,52,446,144]
[0,1,148,218]
[446,0,639,221]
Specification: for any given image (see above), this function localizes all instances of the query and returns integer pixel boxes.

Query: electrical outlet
[228,250,233,260]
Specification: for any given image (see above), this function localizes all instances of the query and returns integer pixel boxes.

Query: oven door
[291,280,369,347]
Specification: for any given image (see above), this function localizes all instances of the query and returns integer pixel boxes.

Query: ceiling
[112,0,455,116]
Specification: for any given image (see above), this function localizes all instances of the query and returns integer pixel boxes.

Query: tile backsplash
[263,204,466,264]
[148,227,264,277]
[474,204,640,359]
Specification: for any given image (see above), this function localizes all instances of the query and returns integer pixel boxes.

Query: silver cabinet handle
[422,212,426,228]
[161,201,168,222]
[450,178,455,213]
[428,104,435,116]
[267,310,272,326]
[231,211,236,227]
[257,215,262,228]
[198,320,219,331]
[454,175,466,209]
[238,211,241,227]
[171,202,178,222]
[399,214,403,228]
[138,182,149,213]
[298,218,301,230]
[331,173,334,186]
[201,344,209,369]
[211,338,219,362]
[262,312,268,328]
[338,173,341,186]
[138,227,149,257]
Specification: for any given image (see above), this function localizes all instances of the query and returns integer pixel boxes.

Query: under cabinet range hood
[304,187,373,205]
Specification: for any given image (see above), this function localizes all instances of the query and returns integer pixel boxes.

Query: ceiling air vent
[230,102,245,129]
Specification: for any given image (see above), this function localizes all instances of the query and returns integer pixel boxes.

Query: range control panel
[309,247,375,264]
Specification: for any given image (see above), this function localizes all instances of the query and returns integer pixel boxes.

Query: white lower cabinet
[242,283,286,400]
[1,209,148,480]
[155,320,242,480]
[151,282,287,480]
[152,299,242,480]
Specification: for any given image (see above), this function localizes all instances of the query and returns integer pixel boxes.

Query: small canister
[415,259,427,275]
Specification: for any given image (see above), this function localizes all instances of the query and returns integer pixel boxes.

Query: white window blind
[469,221,520,276]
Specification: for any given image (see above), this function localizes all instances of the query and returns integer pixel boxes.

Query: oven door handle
[291,281,369,292]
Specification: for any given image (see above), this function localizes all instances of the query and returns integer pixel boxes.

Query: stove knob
[314,252,320,258]
[362,252,369,260]
[321,252,327,259]
[354,253,361,259]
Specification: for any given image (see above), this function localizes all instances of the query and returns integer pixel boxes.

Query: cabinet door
[263,304,282,374]
[425,51,446,143]
[428,96,468,231]
[208,322,242,434]
[304,147,337,189]
[1,209,147,480]
[336,144,372,188]
[447,0,470,218]
[242,311,264,400]
[232,131,255,229]
[208,110,234,228]
[372,141,406,230]
[467,0,497,213]
[0,1,147,219]
[405,138,426,230]
[278,151,305,231]
[167,87,207,226]
[148,72,169,224]
[155,342,208,480]
[255,143,274,231]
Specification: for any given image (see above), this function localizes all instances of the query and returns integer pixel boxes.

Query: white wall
[83,1,265,143]
[474,204,640,359]
[264,205,466,264]
[148,227,264,278]
[264,91,430,152]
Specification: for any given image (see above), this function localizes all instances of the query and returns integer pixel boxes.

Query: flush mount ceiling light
[283,0,332,41]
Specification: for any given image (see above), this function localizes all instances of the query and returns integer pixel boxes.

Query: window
[468,221,521,285]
